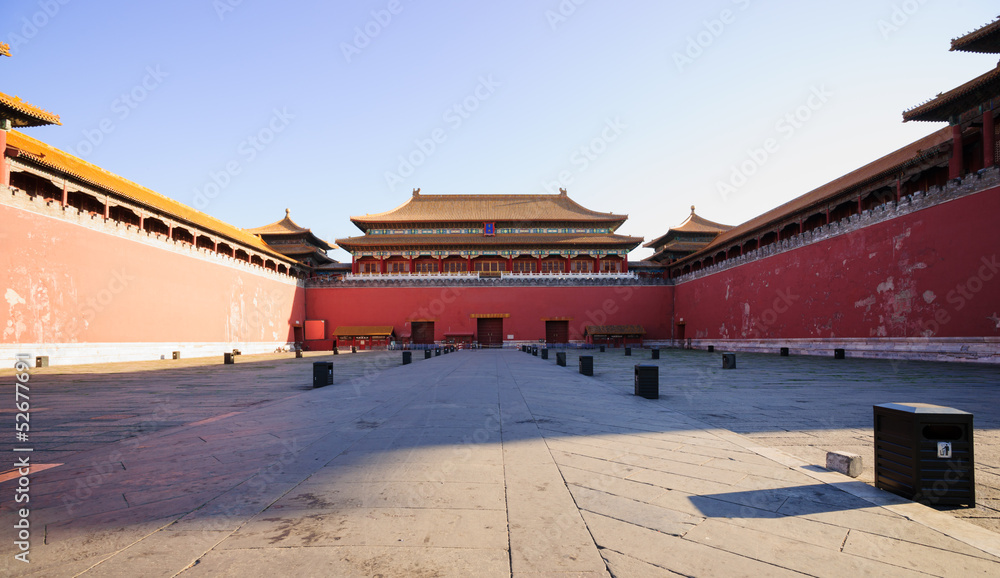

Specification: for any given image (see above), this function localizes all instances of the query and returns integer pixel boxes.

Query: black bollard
[634,364,658,399]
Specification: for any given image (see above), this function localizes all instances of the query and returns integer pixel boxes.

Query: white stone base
[680,337,1000,364]
[1,342,295,367]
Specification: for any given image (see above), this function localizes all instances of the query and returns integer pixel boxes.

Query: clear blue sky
[4,1,997,261]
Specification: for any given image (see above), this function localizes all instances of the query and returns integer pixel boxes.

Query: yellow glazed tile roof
[351,191,627,231]
[337,232,643,250]
[0,91,61,126]
[6,130,291,262]
[332,326,395,337]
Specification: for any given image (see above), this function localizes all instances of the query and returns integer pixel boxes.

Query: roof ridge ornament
[412,188,421,196]
[559,188,567,196]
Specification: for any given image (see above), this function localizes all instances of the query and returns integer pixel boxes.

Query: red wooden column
[0,127,7,187]
[466,256,472,272]
[408,256,414,274]
[621,257,628,273]
[61,181,68,207]
[949,123,964,180]
[139,213,145,230]
[593,255,600,273]
[506,256,513,272]
[351,258,357,274]
[896,177,902,202]
[437,255,443,273]
[380,257,387,274]
[564,256,571,273]
[536,256,542,273]
[103,198,110,220]
[984,108,995,169]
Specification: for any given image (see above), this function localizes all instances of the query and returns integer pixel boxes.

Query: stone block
[826,451,863,478]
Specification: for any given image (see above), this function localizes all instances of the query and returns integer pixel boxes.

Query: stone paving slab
[553,346,1000,532]
[0,348,998,576]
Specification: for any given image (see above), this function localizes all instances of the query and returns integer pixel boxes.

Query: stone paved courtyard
[1,348,999,576]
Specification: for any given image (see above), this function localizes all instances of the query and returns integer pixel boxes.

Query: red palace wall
[673,187,1000,360]
[305,285,673,348]
[1,200,305,365]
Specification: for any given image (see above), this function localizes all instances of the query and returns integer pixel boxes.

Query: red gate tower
[903,18,1000,175]
[644,206,731,265]
[337,188,643,276]
[248,209,337,275]
[0,42,62,187]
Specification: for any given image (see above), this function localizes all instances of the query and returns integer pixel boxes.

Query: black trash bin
[722,353,736,369]
[651,349,660,360]
[556,352,566,367]
[425,350,432,359]
[599,345,605,353]
[541,348,548,360]
[780,347,789,357]
[624,347,631,356]
[707,345,715,353]
[172,351,181,360]
[402,351,411,365]
[874,403,975,506]
[224,352,234,364]
[634,364,658,399]
[532,347,538,357]
[579,355,593,376]
[435,349,441,356]
[312,361,333,388]
[35,356,49,368]
[834,348,845,359]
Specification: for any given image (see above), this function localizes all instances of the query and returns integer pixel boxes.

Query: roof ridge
[351,191,628,227]
[0,91,62,126]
